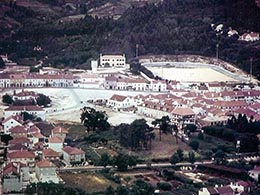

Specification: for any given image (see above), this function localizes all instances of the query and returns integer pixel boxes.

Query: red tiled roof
[28,125,41,134]
[171,107,195,116]
[14,90,37,97]
[110,94,127,102]
[3,162,26,176]
[42,148,59,157]
[36,159,55,168]
[32,132,44,139]
[49,136,63,143]
[2,115,23,124]
[52,126,68,134]
[9,125,26,134]
[5,105,43,111]
[9,137,31,145]
[215,186,234,194]
[62,146,85,155]
[7,150,35,159]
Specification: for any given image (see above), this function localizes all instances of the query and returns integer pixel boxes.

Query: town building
[48,136,63,153]
[62,146,85,165]
[107,94,136,111]
[239,32,260,42]
[4,105,46,120]
[35,160,59,183]
[2,115,24,134]
[100,54,126,67]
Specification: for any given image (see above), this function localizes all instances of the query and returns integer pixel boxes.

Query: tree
[176,148,184,161]
[188,152,196,164]
[114,153,130,171]
[36,93,51,107]
[152,116,171,141]
[99,152,111,167]
[170,154,180,164]
[80,106,110,132]
[2,94,13,105]
[0,57,5,68]
[21,112,35,121]
[189,140,199,151]
[118,119,154,150]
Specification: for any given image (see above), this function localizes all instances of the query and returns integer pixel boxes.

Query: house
[9,137,32,148]
[35,160,59,183]
[13,90,38,101]
[104,76,118,89]
[62,146,85,165]
[171,107,196,125]
[42,148,60,161]
[7,150,35,168]
[48,136,63,153]
[51,126,68,142]
[2,162,30,193]
[228,29,238,37]
[2,115,23,134]
[239,32,260,42]
[248,166,260,181]
[107,94,135,111]
[199,186,234,195]
[150,80,167,92]
[9,125,27,137]
[4,105,46,120]
[230,181,253,195]
[100,53,126,67]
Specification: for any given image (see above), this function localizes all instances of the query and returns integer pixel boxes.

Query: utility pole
[216,43,219,60]
[250,57,253,83]
[135,44,139,58]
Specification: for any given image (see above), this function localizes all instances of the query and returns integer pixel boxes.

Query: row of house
[106,85,260,128]
[0,73,74,88]
[199,180,253,195]
[1,113,86,193]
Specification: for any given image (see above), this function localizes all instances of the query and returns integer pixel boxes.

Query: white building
[62,146,85,165]
[48,136,63,153]
[239,32,260,42]
[150,80,167,92]
[100,54,126,67]
[35,160,59,183]
[107,94,135,111]
[2,115,23,134]
[4,105,46,120]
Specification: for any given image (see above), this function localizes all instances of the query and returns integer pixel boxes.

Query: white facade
[2,117,23,134]
[107,95,136,110]
[4,106,46,120]
[35,160,59,183]
[100,54,126,67]
[150,80,167,92]
[48,136,63,153]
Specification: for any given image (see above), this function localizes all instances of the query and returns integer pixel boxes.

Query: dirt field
[59,172,117,193]
[134,129,190,160]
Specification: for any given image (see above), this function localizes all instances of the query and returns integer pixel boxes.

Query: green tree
[170,154,180,164]
[99,152,111,167]
[152,116,171,141]
[2,94,13,105]
[114,153,129,171]
[36,93,51,107]
[188,152,196,164]
[176,148,184,161]
[0,57,5,68]
[189,140,199,151]
[80,106,110,132]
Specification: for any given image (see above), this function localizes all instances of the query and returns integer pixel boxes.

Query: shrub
[157,182,172,191]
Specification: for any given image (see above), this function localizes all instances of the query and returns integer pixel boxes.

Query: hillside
[0,0,259,78]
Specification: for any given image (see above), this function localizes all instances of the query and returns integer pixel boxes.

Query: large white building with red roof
[51,126,68,142]
[107,94,136,111]
[4,105,46,120]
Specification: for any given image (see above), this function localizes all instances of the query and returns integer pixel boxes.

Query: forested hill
[0,0,259,78]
